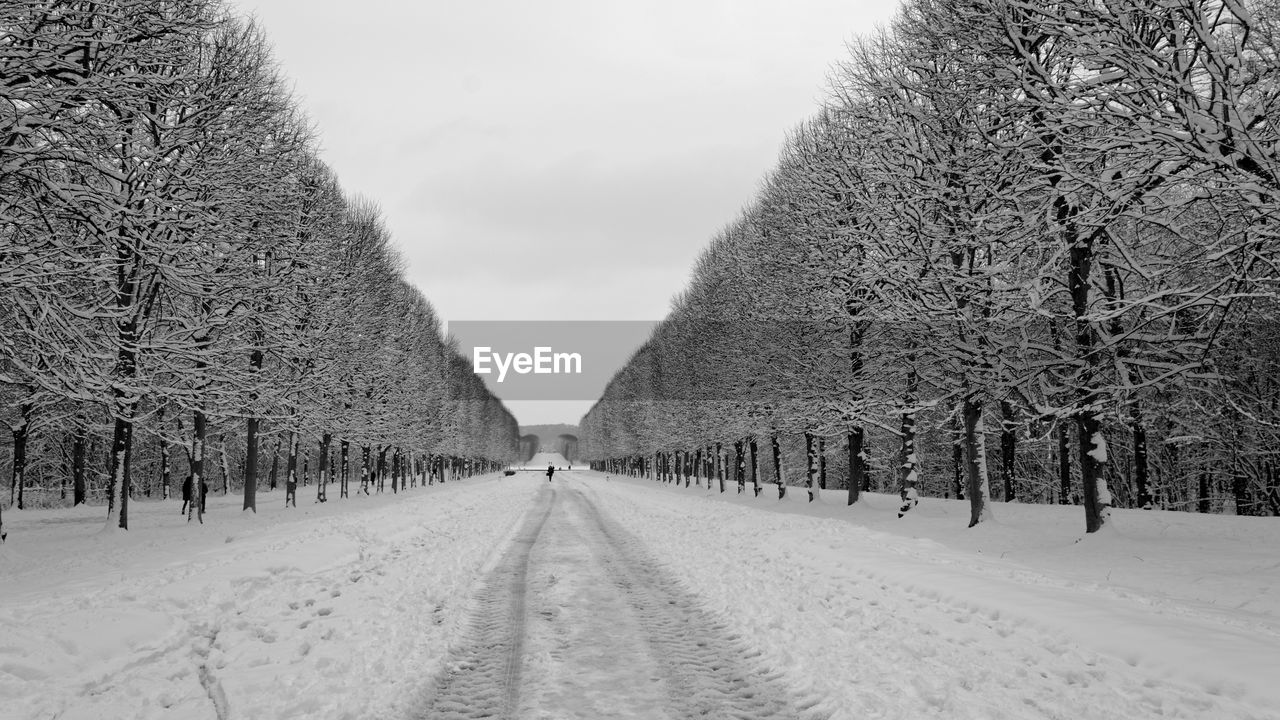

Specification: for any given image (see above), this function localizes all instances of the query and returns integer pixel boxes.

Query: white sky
[229,0,901,424]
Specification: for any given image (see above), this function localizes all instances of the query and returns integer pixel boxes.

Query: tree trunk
[818,437,826,490]
[285,431,299,505]
[318,433,331,502]
[898,370,919,518]
[962,397,992,527]
[269,437,281,490]
[242,343,265,509]
[361,445,371,493]
[189,410,207,524]
[72,426,87,506]
[1057,421,1071,504]
[805,432,818,502]
[1198,469,1211,514]
[1132,407,1152,510]
[847,427,864,505]
[750,437,760,497]
[59,439,68,501]
[734,440,745,494]
[1000,400,1016,502]
[340,439,350,497]
[715,442,725,493]
[1067,211,1113,532]
[10,404,32,510]
[106,265,141,530]
[845,314,868,504]
[244,416,260,512]
[772,433,785,499]
[1078,412,1112,532]
[107,407,137,529]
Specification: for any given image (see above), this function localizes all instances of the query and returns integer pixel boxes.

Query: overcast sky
[229,0,900,425]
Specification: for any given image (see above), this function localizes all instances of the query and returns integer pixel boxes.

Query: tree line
[581,0,1280,531]
[1,0,519,539]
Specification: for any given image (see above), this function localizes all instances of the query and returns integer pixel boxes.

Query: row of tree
[581,0,1280,531]
[1,0,519,538]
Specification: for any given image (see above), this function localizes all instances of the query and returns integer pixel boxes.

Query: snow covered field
[585,474,1280,719]
[0,478,541,720]
[1,469,1277,719]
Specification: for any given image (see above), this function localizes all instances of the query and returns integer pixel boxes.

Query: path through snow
[417,483,825,719]
[579,472,1280,720]
[2,470,1276,719]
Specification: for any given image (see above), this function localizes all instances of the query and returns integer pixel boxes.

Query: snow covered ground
[1,470,1276,719]
[0,477,541,720]
[584,474,1280,719]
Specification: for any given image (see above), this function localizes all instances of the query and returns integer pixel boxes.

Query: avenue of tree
[1,1,519,539]
[582,0,1280,531]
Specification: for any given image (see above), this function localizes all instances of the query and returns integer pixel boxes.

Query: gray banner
[447,319,884,403]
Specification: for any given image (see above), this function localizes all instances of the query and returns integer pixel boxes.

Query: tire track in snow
[415,483,827,719]
[414,486,557,719]
[563,487,829,720]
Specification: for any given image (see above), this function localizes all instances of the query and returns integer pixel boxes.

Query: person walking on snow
[546,464,555,482]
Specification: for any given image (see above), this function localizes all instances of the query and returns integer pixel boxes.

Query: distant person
[180,474,193,514]
[546,464,555,482]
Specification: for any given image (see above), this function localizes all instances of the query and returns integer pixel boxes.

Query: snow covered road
[579,473,1280,720]
[2,471,1277,719]
[417,483,822,719]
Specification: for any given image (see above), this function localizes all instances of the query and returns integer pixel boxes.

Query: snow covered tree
[1,1,519,534]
